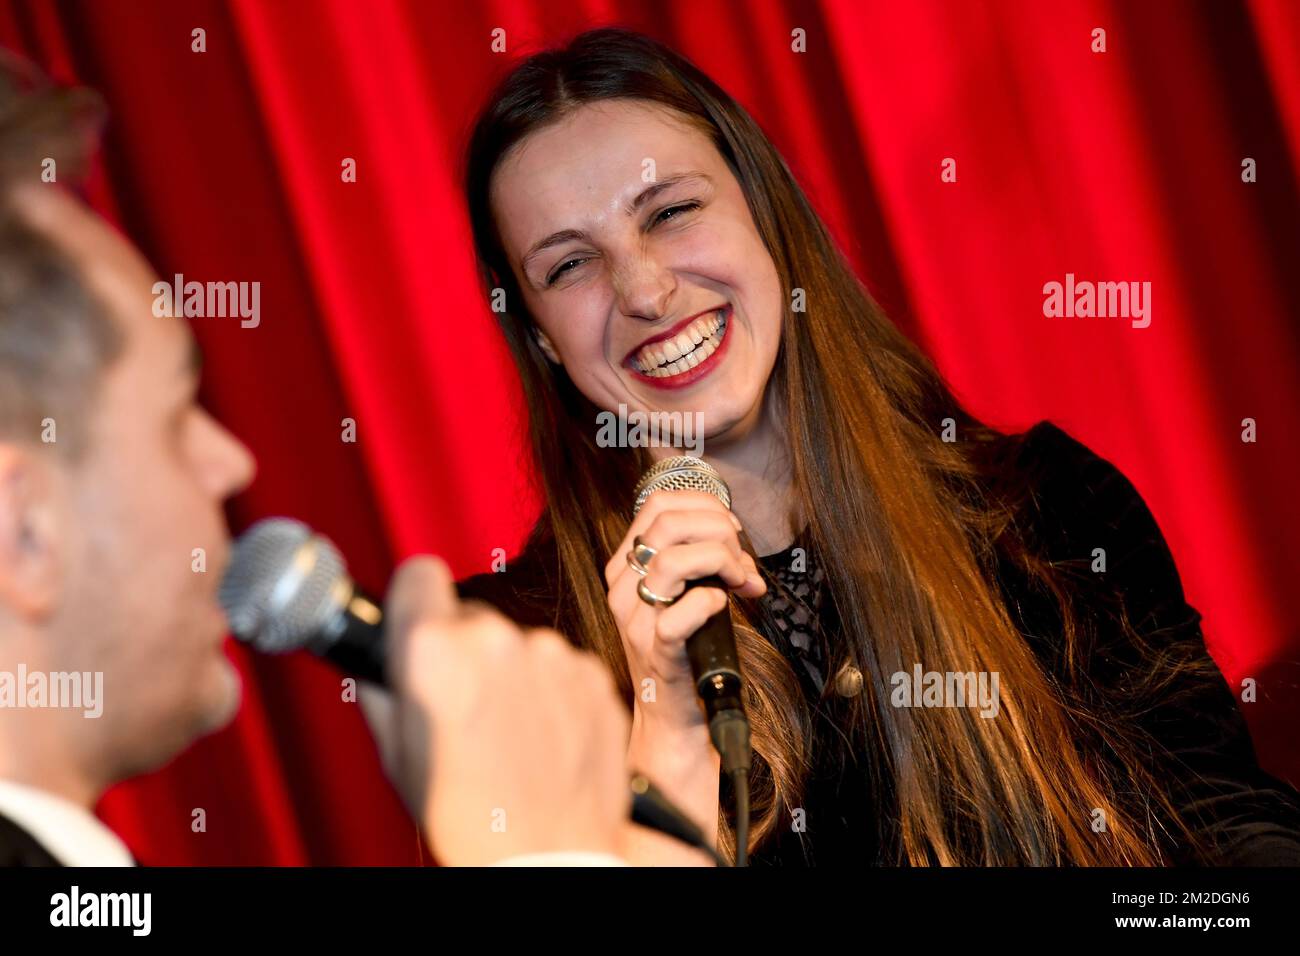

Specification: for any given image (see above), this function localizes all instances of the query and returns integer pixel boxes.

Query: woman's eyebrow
[521,228,586,271]
[520,171,713,272]
[623,171,712,216]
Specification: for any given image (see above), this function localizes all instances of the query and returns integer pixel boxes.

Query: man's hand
[383,556,631,866]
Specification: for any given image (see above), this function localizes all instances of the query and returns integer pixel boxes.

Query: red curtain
[0,0,1296,864]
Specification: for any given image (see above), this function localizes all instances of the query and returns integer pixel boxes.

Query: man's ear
[0,445,63,622]
[533,327,561,365]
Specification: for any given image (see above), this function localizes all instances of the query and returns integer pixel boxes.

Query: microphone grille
[218,517,348,653]
[632,455,731,516]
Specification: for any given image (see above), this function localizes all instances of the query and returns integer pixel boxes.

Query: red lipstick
[625,304,732,391]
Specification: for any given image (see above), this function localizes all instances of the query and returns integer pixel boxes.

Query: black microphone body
[682,575,742,689]
[310,584,387,686]
[678,574,749,773]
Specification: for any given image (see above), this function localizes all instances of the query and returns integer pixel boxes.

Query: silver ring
[637,579,678,608]
[632,536,657,568]
[625,549,649,577]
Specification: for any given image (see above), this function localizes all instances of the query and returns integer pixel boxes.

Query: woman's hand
[604,488,765,862]
[605,488,766,735]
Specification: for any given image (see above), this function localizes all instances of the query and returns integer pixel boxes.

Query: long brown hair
[463,27,1216,864]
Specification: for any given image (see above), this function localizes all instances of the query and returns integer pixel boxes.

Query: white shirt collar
[0,779,133,866]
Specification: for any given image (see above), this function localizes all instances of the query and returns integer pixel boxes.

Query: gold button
[834,664,863,697]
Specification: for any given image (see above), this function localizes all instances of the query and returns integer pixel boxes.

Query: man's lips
[621,305,729,367]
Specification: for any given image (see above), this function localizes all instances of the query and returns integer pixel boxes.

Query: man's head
[0,57,255,802]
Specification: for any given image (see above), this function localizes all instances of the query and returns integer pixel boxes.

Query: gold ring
[637,579,678,608]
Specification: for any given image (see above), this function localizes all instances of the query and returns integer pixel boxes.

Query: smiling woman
[456,27,1300,866]
[487,97,783,442]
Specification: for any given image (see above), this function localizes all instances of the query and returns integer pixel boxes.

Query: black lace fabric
[758,538,830,697]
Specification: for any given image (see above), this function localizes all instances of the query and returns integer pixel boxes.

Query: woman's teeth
[631,310,727,378]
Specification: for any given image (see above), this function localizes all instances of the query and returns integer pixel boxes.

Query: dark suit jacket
[0,810,62,867]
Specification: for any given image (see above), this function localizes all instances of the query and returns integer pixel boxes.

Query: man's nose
[217,426,256,499]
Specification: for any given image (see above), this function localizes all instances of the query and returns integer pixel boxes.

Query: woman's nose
[611,250,676,322]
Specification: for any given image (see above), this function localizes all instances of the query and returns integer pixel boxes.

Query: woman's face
[490,99,784,450]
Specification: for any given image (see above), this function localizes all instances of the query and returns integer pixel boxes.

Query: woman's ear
[533,328,561,365]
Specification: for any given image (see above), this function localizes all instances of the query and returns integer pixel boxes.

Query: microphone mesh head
[218,517,348,653]
[632,455,731,516]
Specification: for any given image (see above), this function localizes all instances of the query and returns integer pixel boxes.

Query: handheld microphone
[631,456,752,779]
[217,517,729,862]
[218,517,386,684]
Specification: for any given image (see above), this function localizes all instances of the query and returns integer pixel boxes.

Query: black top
[457,421,1300,865]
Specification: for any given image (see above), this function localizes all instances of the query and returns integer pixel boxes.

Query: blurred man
[0,62,628,866]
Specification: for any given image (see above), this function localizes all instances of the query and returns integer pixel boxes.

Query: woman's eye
[544,202,701,286]
[653,201,700,226]
[546,257,588,286]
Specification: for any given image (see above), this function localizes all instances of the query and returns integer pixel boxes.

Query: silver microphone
[218,518,385,682]
[633,455,731,516]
